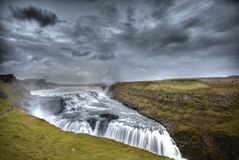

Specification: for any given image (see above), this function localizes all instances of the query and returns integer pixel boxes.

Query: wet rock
[98,119,110,136]
[87,117,97,130]
[100,113,119,120]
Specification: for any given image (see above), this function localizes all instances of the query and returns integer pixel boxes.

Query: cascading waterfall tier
[27,87,183,160]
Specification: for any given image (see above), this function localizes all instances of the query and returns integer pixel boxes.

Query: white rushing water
[26,86,184,160]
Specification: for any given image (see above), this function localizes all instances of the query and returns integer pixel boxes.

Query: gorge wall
[110,77,239,160]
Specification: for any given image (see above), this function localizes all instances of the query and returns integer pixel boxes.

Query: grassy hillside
[111,78,239,160]
[0,80,170,160]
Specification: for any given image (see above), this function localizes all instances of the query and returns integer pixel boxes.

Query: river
[23,86,183,160]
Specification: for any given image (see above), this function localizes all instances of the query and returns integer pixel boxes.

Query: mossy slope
[0,80,170,160]
[0,111,170,160]
[111,78,239,160]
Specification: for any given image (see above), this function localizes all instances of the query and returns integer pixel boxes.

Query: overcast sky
[0,0,238,84]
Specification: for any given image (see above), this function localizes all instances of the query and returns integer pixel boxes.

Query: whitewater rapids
[24,86,183,160]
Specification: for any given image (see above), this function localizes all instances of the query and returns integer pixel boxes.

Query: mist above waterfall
[24,86,184,160]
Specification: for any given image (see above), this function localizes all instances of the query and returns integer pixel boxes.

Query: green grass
[121,80,209,92]
[112,79,239,136]
[0,81,170,160]
[0,82,16,112]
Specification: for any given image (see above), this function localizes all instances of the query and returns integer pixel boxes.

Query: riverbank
[111,77,239,160]
[0,76,170,160]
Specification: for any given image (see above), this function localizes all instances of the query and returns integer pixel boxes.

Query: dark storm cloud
[0,0,238,83]
[101,4,119,21]
[65,15,101,43]
[182,17,202,28]
[127,7,135,22]
[90,53,115,61]
[117,24,189,55]
[92,41,116,60]
[9,5,59,27]
[60,47,92,58]
[0,24,16,64]
[72,50,91,57]
[203,1,239,32]
[116,23,137,41]
[0,22,14,66]
[150,0,174,19]
[0,23,7,35]
[0,38,13,64]
[62,13,117,61]
[223,0,239,5]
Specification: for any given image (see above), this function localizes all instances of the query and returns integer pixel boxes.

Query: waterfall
[27,87,184,160]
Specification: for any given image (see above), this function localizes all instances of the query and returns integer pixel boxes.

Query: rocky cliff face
[110,78,239,160]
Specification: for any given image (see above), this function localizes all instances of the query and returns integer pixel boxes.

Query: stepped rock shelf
[0,75,171,160]
[27,87,183,159]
